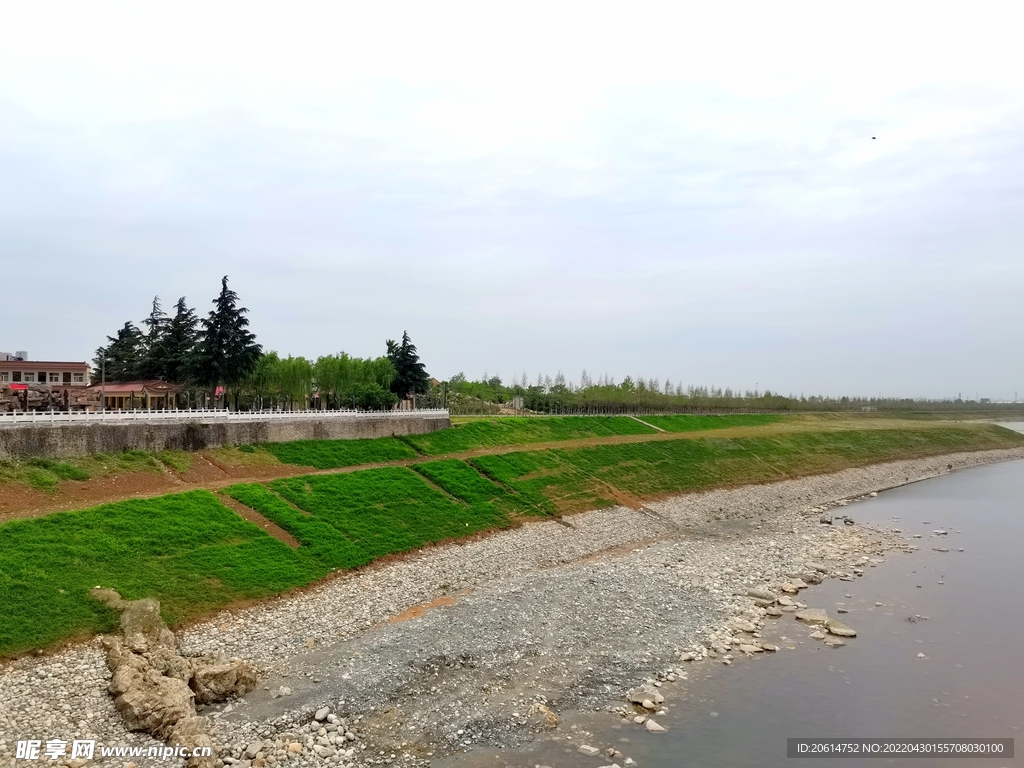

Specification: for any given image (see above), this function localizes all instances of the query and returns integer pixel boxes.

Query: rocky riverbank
[2,447,1022,768]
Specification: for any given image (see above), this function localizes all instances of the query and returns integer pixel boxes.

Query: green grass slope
[403,415,657,455]
[261,436,417,469]
[0,491,318,656]
[3,423,1019,657]
[230,467,513,570]
[640,414,783,432]
[472,425,1023,514]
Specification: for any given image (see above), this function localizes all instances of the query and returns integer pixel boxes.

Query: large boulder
[168,717,218,768]
[120,598,178,653]
[190,654,258,704]
[113,668,196,739]
[92,589,257,759]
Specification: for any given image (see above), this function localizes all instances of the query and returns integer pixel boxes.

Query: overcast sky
[1,3,1022,399]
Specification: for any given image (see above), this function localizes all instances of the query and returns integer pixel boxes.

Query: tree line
[431,371,1020,415]
[93,277,430,410]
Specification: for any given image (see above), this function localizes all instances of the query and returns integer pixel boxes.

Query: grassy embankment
[0,419,1021,657]
[258,414,783,469]
[0,450,192,492]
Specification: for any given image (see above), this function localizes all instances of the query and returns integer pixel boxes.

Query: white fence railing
[0,408,449,427]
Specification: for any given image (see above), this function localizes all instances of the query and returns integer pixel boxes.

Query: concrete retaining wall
[0,413,451,459]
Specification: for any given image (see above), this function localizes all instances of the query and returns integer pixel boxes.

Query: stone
[732,619,756,633]
[633,715,646,725]
[825,620,857,638]
[823,637,846,647]
[644,718,667,733]
[190,655,257,705]
[527,702,560,728]
[790,578,808,589]
[764,606,782,617]
[819,515,832,525]
[578,744,601,756]
[780,583,799,594]
[641,699,656,711]
[113,672,196,739]
[737,644,762,654]
[245,742,263,759]
[123,603,177,654]
[806,562,829,573]
[795,609,828,624]
[315,707,330,722]
[747,588,776,601]
[168,716,216,768]
[778,596,794,606]
[287,743,303,754]
[917,653,927,659]
[781,605,798,613]
[627,685,663,706]
[809,631,826,640]
[91,589,256,764]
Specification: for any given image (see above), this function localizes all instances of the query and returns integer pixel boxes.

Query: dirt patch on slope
[216,492,301,548]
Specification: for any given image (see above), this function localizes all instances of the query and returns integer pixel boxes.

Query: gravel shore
[2,447,1022,768]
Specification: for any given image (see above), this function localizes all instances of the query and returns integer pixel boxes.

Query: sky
[1,2,1022,400]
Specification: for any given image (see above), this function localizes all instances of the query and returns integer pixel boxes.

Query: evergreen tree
[386,331,430,399]
[191,276,262,406]
[137,296,171,380]
[92,322,145,382]
[163,297,199,384]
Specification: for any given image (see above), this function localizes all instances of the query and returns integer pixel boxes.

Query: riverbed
[448,459,1024,768]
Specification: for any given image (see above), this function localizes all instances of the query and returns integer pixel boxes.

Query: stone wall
[0,412,450,459]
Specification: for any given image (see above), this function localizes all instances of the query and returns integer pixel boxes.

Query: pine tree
[386,331,430,399]
[137,296,171,380]
[163,297,199,384]
[191,277,262,406]
[92,322,145,382]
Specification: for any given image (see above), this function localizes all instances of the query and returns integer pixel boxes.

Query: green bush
[347,382,399,411]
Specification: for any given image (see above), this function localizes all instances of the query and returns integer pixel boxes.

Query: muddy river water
[443,456,1024,767]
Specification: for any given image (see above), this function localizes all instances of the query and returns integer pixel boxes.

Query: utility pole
[101,355,105,413]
